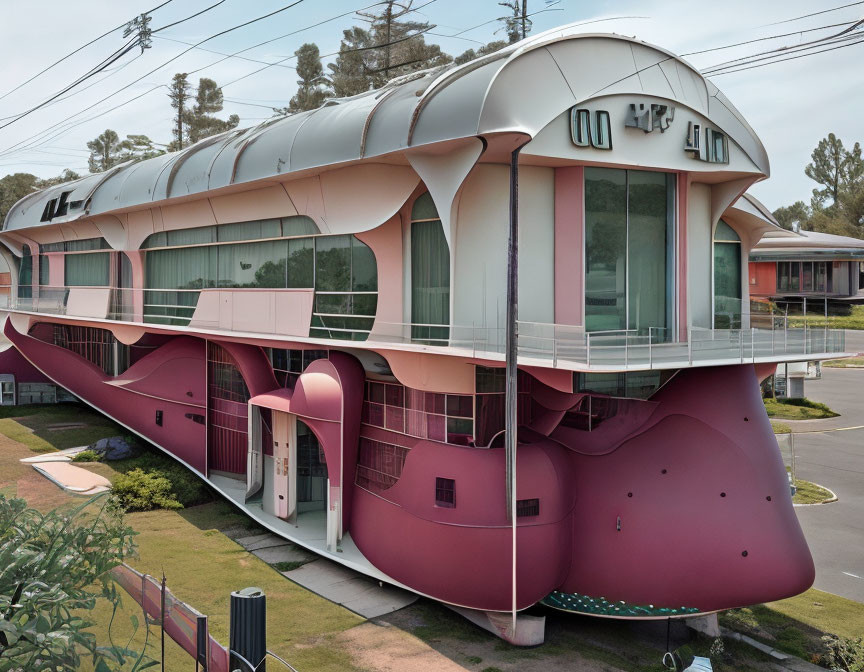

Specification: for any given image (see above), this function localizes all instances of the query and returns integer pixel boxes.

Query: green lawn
[0,405,365,672]
[722,588,864,667]
[764,397,839,420]
[771,421,792,434]
[793,479,835,505]
[0,402,124,453]
[786,304,864,330]
[824,356,864,368]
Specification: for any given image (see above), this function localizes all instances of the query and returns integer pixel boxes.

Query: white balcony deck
[1,287,854,372]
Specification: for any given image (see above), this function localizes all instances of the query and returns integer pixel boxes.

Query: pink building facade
[0,27,852,644]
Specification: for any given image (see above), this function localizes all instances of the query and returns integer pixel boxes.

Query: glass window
[217,240,288,288]
[65,252,110,286]
[411,194,450,343]
[315,236,351,292]
[790,262,800,291]
[627,170,674,335]
[585,168,627,332]
[217,219,281,242]
[713,219,741,329]
[585,168,674,336]
[351,237,377,292]
[281,215,319,237]
[18,245,32,299]
[287,238,314,288]
[39,255,50,285]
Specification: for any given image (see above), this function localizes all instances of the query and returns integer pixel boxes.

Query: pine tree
[327,27,376,97]
[274,43,332,115]
[187,77,240,143]
[455,39,508,65]
[498,0,531,43]
[87,129,125,172]
[168,73,190,151]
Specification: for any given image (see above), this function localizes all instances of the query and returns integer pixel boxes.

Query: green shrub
[784,398,835,412]
[822,634,864,671]
[111,468,183,511]
[113,449,213,507]
[71,449,101,462]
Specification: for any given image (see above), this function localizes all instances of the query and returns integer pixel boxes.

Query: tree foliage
[455,39,508,65]
[326,1,451,99]
[774,133,864,239]
[187,78,240,144]
[0,170,82,222]
[498,0,531,43]
[274,43,332,115]
[0,494,146,671]
[87,129,162,173]
[167,72,191,151]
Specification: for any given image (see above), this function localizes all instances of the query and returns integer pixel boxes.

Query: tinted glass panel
[315,236,351,291]
[585,167,627,331]
[65,252,110,286]
[713,242,741,329]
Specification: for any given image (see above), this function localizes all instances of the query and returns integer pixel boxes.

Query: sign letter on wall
[625,103,675,133]
[570,108,612,150]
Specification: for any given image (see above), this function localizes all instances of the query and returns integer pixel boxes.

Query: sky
[0,0,860,212]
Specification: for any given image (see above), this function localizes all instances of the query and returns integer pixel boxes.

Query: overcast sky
[0,0,860,211]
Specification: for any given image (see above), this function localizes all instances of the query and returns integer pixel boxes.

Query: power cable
[0,0,174,101]
[706,34,864,76]
[763,1,864,26]
[0,1,309,156]
[151,0,228,34]
[681,19,857,56]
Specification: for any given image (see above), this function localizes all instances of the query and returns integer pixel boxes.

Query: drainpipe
[506,144,524,638]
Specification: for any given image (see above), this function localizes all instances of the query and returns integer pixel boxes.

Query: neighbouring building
[0,26,852,644]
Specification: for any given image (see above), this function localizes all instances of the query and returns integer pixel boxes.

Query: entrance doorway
[296,421,327,513]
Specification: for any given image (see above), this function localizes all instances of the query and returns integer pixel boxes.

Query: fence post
[230,587,267,672]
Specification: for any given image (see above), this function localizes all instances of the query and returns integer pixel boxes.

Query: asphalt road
[791,366,864,603]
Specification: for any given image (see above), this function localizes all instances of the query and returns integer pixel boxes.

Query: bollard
[229,587,266,672]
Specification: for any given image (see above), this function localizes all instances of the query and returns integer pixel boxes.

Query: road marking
[790,424,864,435]
[842,571,863,580]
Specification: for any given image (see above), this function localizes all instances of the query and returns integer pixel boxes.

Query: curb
[793,483,838,507]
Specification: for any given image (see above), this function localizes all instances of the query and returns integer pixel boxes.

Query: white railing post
[587,332,591,368]
[688,328,692,365]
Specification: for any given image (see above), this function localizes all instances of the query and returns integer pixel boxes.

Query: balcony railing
[0,286,851,370]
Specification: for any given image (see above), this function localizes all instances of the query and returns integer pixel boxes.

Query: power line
[0,0,175,101]
[0,1,309,157]
[703,20,864,74]
[681,20,857,56]
[706,34,864,76]
[763,0,864,26]
[153,35,296,70]
[151,0,228,34]
[0,37,143,131]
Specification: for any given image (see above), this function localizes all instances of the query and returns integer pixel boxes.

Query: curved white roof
[3,25,769,233]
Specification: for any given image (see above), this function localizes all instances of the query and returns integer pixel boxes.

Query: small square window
[435,477,455,508]
[516,498,540,517]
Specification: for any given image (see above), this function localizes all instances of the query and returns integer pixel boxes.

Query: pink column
[126,251,145,322]
[554,166,584,326]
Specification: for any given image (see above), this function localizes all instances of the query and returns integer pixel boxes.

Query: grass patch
[824,356,864,367]
[0,403,123,454]
[793,479,835,504]
[787,304,864,330]
[764,397,839,420]
[722,588,864,667]
[273,560,306,572]
[771,421,792,434]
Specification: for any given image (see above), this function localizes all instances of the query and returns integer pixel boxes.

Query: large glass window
[18,245,32,299]
[584,168,675,337]
[411,193,450,343]
[713,219,741,329]
[65,252,110,286]
[143,226,377,336]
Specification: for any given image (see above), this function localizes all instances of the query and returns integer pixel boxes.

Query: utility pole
[123,13,153,54]
[520,0,528,40]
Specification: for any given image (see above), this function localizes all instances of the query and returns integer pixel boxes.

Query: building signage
[569,108,612,149]
[624,103,675,133]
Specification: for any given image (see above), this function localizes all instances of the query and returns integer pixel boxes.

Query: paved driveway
[790,367,864,602]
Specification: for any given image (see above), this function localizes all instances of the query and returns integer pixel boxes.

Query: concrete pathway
[791,367,864,603]
[284,557,418,618]
[232,531,317,565]
[30,461,111,495]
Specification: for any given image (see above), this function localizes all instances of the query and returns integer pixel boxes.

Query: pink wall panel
[554,166,584,326]
[0,345,51,383]
[5,321,208,474]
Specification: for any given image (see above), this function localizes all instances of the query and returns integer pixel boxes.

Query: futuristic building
[0,27,852,643]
